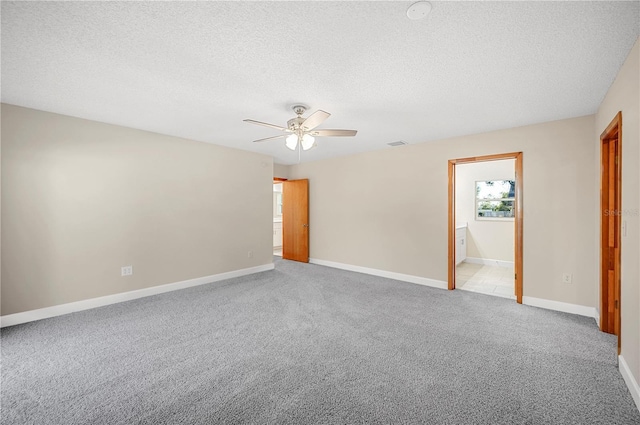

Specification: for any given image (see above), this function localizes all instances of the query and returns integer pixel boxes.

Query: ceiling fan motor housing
[287,116,305,131]
[288,105,308,131]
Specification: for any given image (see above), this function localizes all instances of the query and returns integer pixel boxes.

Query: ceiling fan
[244,105,357,152]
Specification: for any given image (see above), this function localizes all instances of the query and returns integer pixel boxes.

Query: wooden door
[282,179,309,263]
[600,112,622,352]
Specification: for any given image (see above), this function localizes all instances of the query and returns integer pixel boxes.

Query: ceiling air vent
[387,140,408,147]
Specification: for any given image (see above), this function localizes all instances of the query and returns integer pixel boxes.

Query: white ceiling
[2,1,638,165]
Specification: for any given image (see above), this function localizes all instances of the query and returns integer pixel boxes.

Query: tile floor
[456,262,515,299]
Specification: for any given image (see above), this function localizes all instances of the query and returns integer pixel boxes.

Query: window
[476,180,515,220]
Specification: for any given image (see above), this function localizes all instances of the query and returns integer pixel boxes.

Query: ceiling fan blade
[252,134,286,143]
[310,129,357,137]
[243,119,287,131]
[301,110,330,131]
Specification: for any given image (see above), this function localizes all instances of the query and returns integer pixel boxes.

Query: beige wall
[273,163,290,180]
[1,104,274,316]
[289,115,596,308]
[456,160,515,262]
[595,39,640,389]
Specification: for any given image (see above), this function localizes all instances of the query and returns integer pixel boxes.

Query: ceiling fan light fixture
[301,134,316,151]
[285,134,298,150]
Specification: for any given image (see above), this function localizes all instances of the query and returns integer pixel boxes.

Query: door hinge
[514,273,517,280]
[615,299,619,309]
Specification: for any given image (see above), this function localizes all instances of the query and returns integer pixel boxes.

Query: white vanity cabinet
[455,224,467,265]
[273,221,283,248]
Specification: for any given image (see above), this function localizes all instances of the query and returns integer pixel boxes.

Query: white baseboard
[309,258,448,290]
[0,263,275,328]
[464,257,514,268]
[619,355,640,413]
[522,296,599,321]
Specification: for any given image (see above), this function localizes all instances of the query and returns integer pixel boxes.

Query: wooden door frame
[448,152,524,303]
[599,111,622,353]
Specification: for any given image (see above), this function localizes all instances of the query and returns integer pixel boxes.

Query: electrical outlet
[562,273,572,284]
[247,251,253,258]
[121,266,133,276]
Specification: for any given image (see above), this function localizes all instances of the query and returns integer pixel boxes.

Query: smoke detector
[407,1,432,20]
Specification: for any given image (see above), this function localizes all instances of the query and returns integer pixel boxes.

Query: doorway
[454,160,515,298]
[448,152,524,303]
[273,178,310,263]
[599,112,622,353]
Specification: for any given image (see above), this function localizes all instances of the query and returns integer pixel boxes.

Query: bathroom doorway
[454,160,515,299]
[448,152,523,303]
[272,178,310,262]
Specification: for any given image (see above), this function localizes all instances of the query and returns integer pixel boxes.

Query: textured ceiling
[2,1,639,165]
